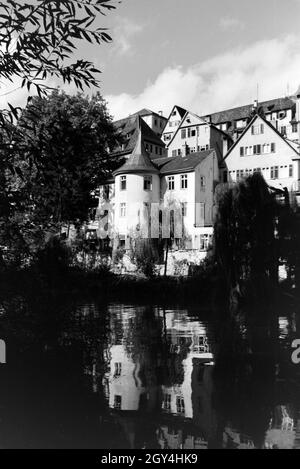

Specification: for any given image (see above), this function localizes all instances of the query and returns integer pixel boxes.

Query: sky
[1,0,300,120]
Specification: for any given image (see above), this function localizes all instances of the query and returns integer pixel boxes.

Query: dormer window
[120,176,127,191]
[144,176,153,191]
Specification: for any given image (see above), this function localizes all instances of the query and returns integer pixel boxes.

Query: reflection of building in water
[159,312,216,448]
[108,344,146,411]
[103,307,220,449]
[104,306,148,412]
[264,406,296,449]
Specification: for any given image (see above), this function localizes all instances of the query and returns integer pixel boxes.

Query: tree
[0,0,116,98]
[0,90,122,267]
[214,173,278,302]
[0,0,118,155]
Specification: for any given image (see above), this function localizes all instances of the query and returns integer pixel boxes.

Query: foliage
[214,173,278,293]
[0,0,116,102]
[130,238,158,278]
[0,90,122,268]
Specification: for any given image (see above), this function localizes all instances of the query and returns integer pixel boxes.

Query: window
[168,176,175,191]
[155,146,158,155]
[223,171,228,183]
[236,170,244,181]
[162,394,171,411]
[252,124,264,135]
[181,129,186,139]
[190,147,196,153]
[200,234,213,251]
[154,119,158,126]
[176,397,185,414]
[271,166,279,179]
[114,395,122,410]
[200,175,206,190]
[292,123,298,133]
[289,165,294,177]
[245,146,253,156]
[172,150,177,157]
[253,145,261,155]
[120,176,127,191]
[280,126,287,136]
[144,176,152,191]
[159,148,162,156]
[120,203,126,218]
[114,363,122,377]
[181,174,188,189]
[263,143,271,154]
[188,128,196,138]
[182,202,188,218]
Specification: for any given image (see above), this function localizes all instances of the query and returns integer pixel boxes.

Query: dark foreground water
[0,295,300,449]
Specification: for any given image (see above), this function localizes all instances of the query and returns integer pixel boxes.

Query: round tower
[113,120,160,245]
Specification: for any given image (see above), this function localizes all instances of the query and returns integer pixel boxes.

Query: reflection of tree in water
[0,291,115,448]
[212,300,300,449]
[124,307,190,391]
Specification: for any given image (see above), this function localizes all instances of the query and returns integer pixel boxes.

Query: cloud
[106,34,300,120]
[112,17,144,55]
[219,16,245,31]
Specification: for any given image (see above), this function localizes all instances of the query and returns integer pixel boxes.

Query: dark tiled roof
[203,97,295,126]
[113,114,165,156]
[113,125,160,177]
[158,150,214,175]
[175,105,188,119]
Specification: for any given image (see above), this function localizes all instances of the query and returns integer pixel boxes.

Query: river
[0,298,300,449]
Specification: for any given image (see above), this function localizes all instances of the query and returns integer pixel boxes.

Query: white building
[93,118,219,258]
[221,113,300,202]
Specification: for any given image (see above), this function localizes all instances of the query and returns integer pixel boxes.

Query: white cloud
[219,16,245,31]
[113,17,144,55]
[106,34,300,120]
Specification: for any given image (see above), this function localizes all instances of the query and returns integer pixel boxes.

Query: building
[162,105,188,145]
[113,110,167,161]
[221,113,300,203]
[202,94,300,144]
[162,108,233,162]
[98,118,219,257]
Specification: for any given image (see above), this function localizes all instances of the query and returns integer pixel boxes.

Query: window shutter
[253,145,257,155]
[240,147,244,157]
[271,143,276,153]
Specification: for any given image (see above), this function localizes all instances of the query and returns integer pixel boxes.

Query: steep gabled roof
[113,121,160,177]
[223,113,300,162]
[113,114,165,156]
[158,150,215,175]
[162,105,188,134]
[203,97,295,126]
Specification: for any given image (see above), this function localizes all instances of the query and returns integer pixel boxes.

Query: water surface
[0,298,300,449]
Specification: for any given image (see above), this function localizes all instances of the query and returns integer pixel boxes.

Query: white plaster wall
[224,116,300,191]
[114,173,160,236]
[108,345,146,411]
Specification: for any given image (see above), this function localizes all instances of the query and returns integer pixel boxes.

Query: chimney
[159,111,163,116]
[253,99,258,112]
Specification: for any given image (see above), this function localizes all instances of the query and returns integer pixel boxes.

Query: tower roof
[113,118,160,177]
